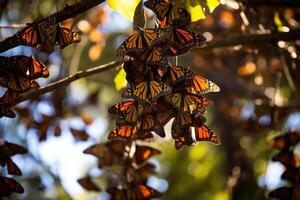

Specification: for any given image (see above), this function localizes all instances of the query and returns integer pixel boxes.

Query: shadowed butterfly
[70,128,89,141]
[162,65,194,85]
[0,72,39,92]
[268,131,300,150]
[0,141,27,176]
[133,145,161,165]
[122,81,171,103]
[174,127,195,150]
[77,176,101,192]
[108,125,154,141]
[0,176,24,197]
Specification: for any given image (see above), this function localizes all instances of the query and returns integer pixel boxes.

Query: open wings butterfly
[117,28,162,56]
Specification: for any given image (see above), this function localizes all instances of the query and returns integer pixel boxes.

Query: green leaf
[107,0,141,21]
[185,0,206,21]
[207,0,220,13]
[184,0,220,22]
[114,67,127,91]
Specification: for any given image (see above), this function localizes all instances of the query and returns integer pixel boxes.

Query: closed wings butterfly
[122,81,171,102]
[186,75,220,94]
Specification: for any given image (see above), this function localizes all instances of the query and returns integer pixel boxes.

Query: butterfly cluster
[79,140,162,199]
[268,130,300,200]
[0,15,81,118]
[0,140,27,197]
[108,0,221,150]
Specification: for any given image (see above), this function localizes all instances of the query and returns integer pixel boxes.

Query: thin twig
[10,59,123,107]
[0,24,27,29]
[196,30,300,50]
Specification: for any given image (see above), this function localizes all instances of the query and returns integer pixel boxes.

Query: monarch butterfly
[0,141,27,176]
[194,124,221,144]
[134,145,161,165]
[156,101,176,126]
[145,0,190,28]
[166,92,204,113]
[0,73,39,92]
[117,28,162,56]
[0,89,19,105]
[166,27,206,56]
[137,113,166,137]
[171,112,205,139]
[134,163,157,183]
[33,114,54,141]
[122,81,171,102]
[123,61,148,85]
[108,125,153,140]
[109,100,148,123]
[185,75,220,94]
[77,176,101,192]
[58,25,81,49]
[127,43,168,65]
[134,184,162,199]
[272,150,298,167]
[162,65,194,85]
[267,131,300,150]
[18,24,40,46]
[0,105,15,118]
[174,128,195,150]
[0,176,24,197]
[9,56,49,79]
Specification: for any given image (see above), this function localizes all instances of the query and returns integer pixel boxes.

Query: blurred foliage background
[0,0,300,199]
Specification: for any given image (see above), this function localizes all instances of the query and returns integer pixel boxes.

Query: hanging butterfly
[194,124,221,145]
[17,24,41,47]
[134,184,162,200]
[122,81,171,102]
[133,145,161,165]
[135,113,166,137]
[174,127,195,150]
[108,125,153,141]
[109,99,146,123]
[166,92,205,113]
[13,56,49,79]
[171,112,206,138]
[127,42,168,65]
[134,163,157,183]
[0,104,15,118]
[166,27,206,56]
[185,75,220,94]
[0,141,27,176]
[84,142,124,168]
[117,28,162,56]
[0,176,24,197]
[123,60,149,84]
[32,114,54,141]
[267,130,300,150]
[145,0,190,28]
[0,72,39,92]
[77,176,101,192]
[162,65,194,85]
[155,100,176,126]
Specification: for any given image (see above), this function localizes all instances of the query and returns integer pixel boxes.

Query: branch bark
[197,30,300,50]
[0,0,105,53]
[10,59,123,107]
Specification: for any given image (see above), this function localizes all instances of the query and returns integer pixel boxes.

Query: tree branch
[0,0,105,53]
[245,0,300,7]
[197,30,300,50]
[8,31,300,107]
[10,59,123,107]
